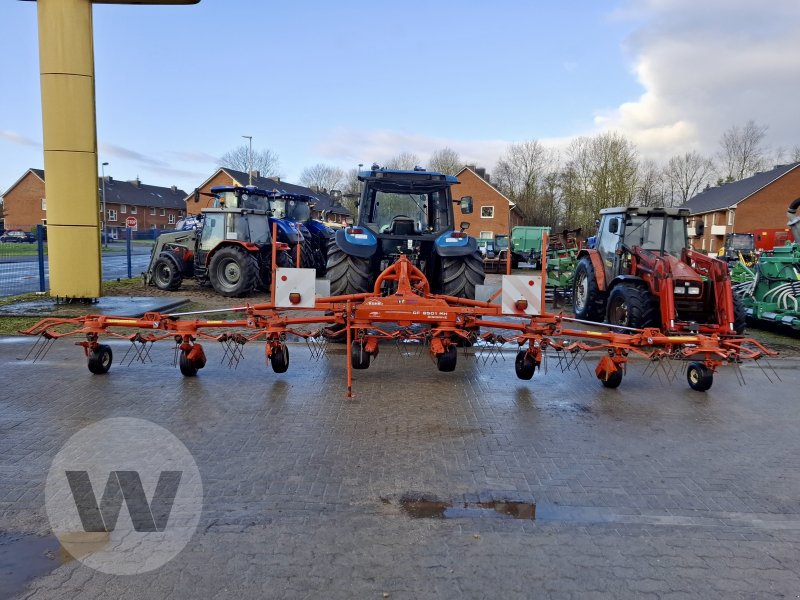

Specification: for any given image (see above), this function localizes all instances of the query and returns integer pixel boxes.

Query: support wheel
[87,344,113,374]
[179,351,198,377]
[600,368,623,389]
[152,256,183,291]
[209,246,258,297]
[514,350,536,380]
[606,284,658,329]
[270,345,289,373]
[572,257,605,321]
[436,345,458,372]
[326,240,372,296]
[351,343,370,369]
[441,252,485,299]
[686,362,713,391]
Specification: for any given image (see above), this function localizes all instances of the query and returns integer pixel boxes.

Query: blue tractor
[266,193,331,276]
[326,165,484,298]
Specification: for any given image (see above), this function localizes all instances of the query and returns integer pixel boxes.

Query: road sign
[126,216,137,228]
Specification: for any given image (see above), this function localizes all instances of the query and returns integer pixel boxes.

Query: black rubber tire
[179,351,198,377]
[732,294,747,335]
[326,240,372,296]
[270,345,289,374]
[152,256,183,291]
[351,343,370,369]
[601,368,623,389]
[87,344,113,374]
[573,257,606,321]
[686,361,713,391]
[209,246,258,297]
[436,345,458,372]
[312,232,331,277]
[441,252,485,299]
[514,350,536,380]
[606,284,659,330]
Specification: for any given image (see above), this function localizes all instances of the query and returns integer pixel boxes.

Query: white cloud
[0,130,40,148]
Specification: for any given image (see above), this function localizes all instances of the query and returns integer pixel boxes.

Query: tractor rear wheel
[270,345,290,373]
[573,258,605,321]
[606,284,659,330]
[209,246,258,297]
[152,256,183,291]
[87,344,113,374]
[686,362,713,391]
[326,241,372,296]
[436,345,458,372]
[514,350,536,380]
[441,252,485,299]
[733,294,747,335]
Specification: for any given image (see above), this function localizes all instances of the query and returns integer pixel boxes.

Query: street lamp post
[101,161,109,248]
[242,135,253,185]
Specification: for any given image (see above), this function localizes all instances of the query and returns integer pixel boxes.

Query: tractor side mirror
[460,221,470,231]
[695,221,705,236]
[608,218,619,234]
[193,188,200,203]
[459,196,473,214]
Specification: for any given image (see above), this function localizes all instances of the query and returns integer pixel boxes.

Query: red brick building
[1,168,186,238]
[453,166,524,239]
[682,162,799,253]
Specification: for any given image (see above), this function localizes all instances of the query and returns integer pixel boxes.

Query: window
[107,209,117,221]
[160,208,166,216]
[178,210,184,217]
[150,207,156,215]
[703,215,709,228]
[120,204,127,214]
[168,214,176,225]
[479,231,494,239]
[480,206,494,219]
[701,237,706,250]
[130,205,137,214]
[727,210,734,226]
[41,198,46,211]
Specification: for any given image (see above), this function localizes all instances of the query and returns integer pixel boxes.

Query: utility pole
[101,161,109,248]
[242,135,253,185]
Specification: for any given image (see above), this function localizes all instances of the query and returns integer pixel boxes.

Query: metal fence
[0,226,153,298]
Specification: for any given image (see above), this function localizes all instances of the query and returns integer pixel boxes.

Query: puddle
[0,531,68,600]
[400,498,535,520]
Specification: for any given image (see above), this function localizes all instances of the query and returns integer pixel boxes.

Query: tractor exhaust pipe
[788,198,800,241]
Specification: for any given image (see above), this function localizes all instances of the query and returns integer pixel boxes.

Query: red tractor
[572,207,746,335]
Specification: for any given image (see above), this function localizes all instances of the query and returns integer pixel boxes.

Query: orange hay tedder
[21,232,778,397]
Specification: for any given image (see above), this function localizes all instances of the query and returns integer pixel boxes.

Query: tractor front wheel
[686,362,713,391]
[441,252,485,299]
[733,294,747,335]
[152,256,183,291]
[573,258,605,321]
[436,346,458,372]
[606,284,659,330]
[87,344,113,374]
[326,241,372,296]
[514,350,536,380]
[270,345,290,373]
[209,246,258,297]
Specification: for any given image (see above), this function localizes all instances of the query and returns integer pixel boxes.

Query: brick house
[453,166,524,239]
[186,168,351,221]
[1,168,187,237]
[681,162,800,253]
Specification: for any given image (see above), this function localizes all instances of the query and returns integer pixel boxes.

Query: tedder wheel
[179,351,198,377]
[600,368,623,389]
[326,240,372,296]
[514,350,536,380]
[209,246,258,297]
[270,345,290,374]
[572,257,605,321]
[436,345,458,372]
[351,343,370,369]
[152,256,183,291]
[87,344,113,375]
[686,362,713,391]
[606,284,658,330]
[441,252,485,299]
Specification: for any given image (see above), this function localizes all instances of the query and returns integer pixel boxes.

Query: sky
[1,0,800,195]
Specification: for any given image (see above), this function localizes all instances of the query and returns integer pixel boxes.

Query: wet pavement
[0,296,189,318]
[1,335,800,598]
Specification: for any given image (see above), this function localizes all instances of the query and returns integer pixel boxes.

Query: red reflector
[289,292,302,305]
[281,275,287,282]
[515,299,529,311]
[348,227,364,235]
[451,231,466,238]
[277,242,290,251]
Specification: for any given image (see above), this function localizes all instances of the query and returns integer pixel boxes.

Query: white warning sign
[275,267,316,308]
[501,274,543,315]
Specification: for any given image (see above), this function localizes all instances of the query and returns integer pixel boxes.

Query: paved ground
[1,334,800,599]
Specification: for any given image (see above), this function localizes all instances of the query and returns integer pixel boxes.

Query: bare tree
[218,144,281,178]
[493,140,553,223]
[665,151,715,205]
[717,120,768,181]
[635,159,668,207]
[339,168,361,214]
[299,163,345,192]
[384,152,421,170]
[428,147,462,176]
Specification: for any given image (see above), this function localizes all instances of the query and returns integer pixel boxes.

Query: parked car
[0,230,36,243]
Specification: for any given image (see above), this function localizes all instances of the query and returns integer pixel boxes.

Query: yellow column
[37,0,101,298]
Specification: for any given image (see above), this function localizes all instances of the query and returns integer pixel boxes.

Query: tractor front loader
[572,206,746,335]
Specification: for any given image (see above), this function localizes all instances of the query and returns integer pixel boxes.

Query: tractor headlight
[674,287,685,295]
[687,286,701,295]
